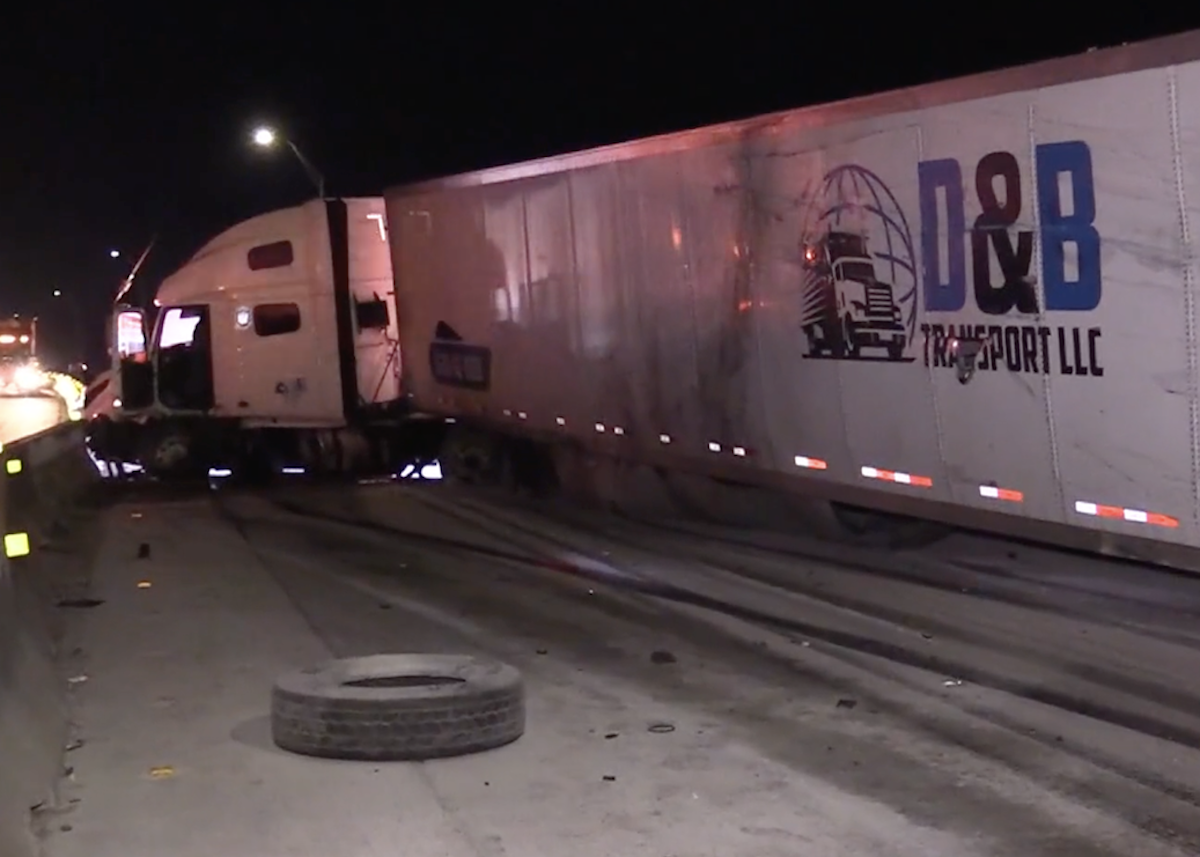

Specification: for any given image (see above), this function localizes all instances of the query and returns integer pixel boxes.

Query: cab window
[254,303,301,337]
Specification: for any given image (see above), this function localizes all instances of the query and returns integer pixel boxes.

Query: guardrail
[0,421,99,857]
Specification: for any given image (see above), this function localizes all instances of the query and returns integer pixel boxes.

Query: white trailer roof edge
[386,29,1200,196]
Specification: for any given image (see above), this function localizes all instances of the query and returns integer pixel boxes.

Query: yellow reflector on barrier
[5,459,22,475]
[4,533,30,558]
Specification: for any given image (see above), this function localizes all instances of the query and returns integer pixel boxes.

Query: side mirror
[947,336,986,385]
[114,307,147,362]
[110,306,155,411]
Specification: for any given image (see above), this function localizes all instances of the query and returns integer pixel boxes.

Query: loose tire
[271,654,525,761]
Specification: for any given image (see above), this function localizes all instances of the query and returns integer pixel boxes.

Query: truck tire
[271,654,526,761]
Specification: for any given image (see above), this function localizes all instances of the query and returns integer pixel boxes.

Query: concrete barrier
[0,423,99,857]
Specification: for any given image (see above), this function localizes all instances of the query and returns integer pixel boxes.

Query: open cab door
[110,305,154,412]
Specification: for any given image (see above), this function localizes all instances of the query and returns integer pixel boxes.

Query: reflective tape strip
[861,466,932,488]
[979,485,1023,502]
[793,455,828,470]
[1074,500,1178,528]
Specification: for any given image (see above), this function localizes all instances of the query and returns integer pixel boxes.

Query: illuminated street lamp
[109,249,120,259]
[251,124,326,199]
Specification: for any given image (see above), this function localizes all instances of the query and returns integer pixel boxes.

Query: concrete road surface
[0,395,66,445]
[38,479,1200,857]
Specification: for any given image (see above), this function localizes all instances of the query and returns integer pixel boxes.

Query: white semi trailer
[105,29,1200,568]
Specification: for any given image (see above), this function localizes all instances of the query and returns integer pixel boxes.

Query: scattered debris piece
[943,679,964,688]
[137,581,152,589]
[650,649,677,665]
[535,648,548,655]
[835,698,858,710]
[136,543,150,559]
[604,732,619,740]
[921,632,933,640]
[57,598,104,609]
[484,781,490,787]
[147,765,175,780]
[1006,551,1017,560]
[602,775,616,782]
[377,602,392,610]
[131,511,143,519]
[647,722,675,734]
[64,739,84,752]
[59,824,72,832]
[67,675,88,685]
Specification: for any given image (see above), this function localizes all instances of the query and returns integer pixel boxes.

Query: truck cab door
[110,305,154,411]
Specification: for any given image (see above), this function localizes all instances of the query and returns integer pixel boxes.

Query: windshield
[835,260,875,284]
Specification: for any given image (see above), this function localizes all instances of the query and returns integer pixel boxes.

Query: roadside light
[252,126,277,147]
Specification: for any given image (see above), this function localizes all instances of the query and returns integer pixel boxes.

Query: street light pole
[285,138,325,199]
[252,126,326,199]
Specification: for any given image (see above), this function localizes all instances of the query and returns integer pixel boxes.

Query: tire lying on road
[271,653,525,761]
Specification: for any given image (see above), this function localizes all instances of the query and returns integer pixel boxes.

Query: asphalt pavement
[36,478,1200,857]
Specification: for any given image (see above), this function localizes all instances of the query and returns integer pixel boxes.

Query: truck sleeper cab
[109,197,403,478]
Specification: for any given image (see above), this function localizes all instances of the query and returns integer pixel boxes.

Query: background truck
[0,317,54,397]
[102,29,1200,571]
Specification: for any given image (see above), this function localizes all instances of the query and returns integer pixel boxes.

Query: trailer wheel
[271,654,525,761]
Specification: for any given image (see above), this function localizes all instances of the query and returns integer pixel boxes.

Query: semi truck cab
[104,197,403,478]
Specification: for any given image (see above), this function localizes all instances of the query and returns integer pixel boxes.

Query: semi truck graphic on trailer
[800,229,908,360]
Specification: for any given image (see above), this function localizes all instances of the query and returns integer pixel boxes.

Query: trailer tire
[271,654,526,761]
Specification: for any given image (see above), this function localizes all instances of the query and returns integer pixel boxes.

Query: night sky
[2,9,1197,372]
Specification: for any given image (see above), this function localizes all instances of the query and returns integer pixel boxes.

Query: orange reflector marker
[1075,500,1178,528]
[4,533,29,558]
[794,455,828,470]
[979,485,1023,502]
[5,458,21,475]
[861,466,932,488]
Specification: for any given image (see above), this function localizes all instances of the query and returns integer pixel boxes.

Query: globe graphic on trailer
[798,164,918,360]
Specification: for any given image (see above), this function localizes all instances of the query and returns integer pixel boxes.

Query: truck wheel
[271,654,526,761]
[887,341,905,360]
[824,319,846,358]
[842,315,860,358]
[138,428,202,479]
